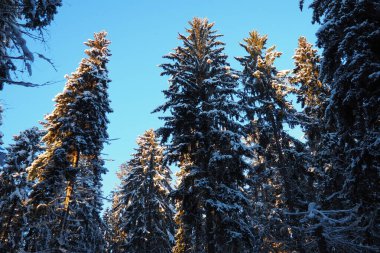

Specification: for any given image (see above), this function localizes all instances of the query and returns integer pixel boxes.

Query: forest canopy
[0,1,379,252]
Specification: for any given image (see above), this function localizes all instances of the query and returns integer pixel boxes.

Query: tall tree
[290,36,330,152]
[289,36,332,252]
[109,129,175,253]
[25,31,112,253]
[0,127,44,252]
[0,0,62,89]
[155,18,254,253]
[237,31,313,252]
[300,1,380,251]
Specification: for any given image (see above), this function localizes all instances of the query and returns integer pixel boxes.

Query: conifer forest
[0,1,379,252]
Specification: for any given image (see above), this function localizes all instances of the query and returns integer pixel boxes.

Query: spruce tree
[25,31,112,253]
[103,207,117,253]
[155,18,254,253]
[109,129,174,253]
[0,127,44,252]
[288,36,332,252]
[237,31,313,251]
[290,36,329,152]
[0,0,62,89]
[301,1,380,251]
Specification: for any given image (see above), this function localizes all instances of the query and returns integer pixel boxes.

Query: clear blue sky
[0,0,318,208]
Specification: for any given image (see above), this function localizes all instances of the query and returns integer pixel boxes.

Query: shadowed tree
[237,31,313,252]
[0,127,44,252]
[155,18,255,253]
[109,129,175,253]
[300,1,380,251]
[301,0,380,252]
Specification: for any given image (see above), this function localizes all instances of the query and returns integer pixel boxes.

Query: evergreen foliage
[155,18,255,253]
[24,31,112,253]
[0,4,378,252]
[103,207,117,253]
[0,127,44,252]
[237,31,314,252]
[109,129,175,253]
[300,1,380,251]
[290,36,330,152]
[0,0,62,89]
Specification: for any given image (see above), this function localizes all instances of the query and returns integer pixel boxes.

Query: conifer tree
[290,36,329,152]
[0,0,62,89]
[103,207,117,253]
[155,18,254,253]
[301,1,380,251]
[109,129,175,253]
[237,31,313,252]
[0,127,44,252]
[24,31,112,253]
[288,36,332,252]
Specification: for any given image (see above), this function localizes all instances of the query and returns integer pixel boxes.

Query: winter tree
[236,31,314,252]
[0,127,44,252]
[154,18,255,253]
[300,0,380,251]
[288,36,334,252]
[109,129,175,253]
[290,36,330,152]
[0,0,62,89]
[103,207,117,253]
[24,31,112,253]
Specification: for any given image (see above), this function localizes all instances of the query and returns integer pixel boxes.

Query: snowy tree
[0,0,62,89]
[290,36,330,152]
[103,207,117,253]
[288,36,333,252]
[236,31,314,252]
[300,1,380,251]
[24,31,112,253]
[155,18,255,253]
[0,127,44,252]
[109,129,175,253]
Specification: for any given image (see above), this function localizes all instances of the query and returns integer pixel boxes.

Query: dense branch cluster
[0,1,378,252]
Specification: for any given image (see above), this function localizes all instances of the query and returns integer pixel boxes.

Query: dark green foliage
[300,1,380,251]
[237,31,314,252]
[108,130,175,253]
[155,18,255,253]
[25,31,112,253]
[0,127,44,252]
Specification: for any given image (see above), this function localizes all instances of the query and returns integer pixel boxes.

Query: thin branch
[0,78,64,88]
[35,53,57,72]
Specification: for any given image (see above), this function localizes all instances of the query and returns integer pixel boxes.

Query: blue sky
[0,0,318,208]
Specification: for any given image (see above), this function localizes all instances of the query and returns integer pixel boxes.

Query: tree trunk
[315,225,327,253]
[206,206,215,253]
[269,112,294,210]
[60,149,79,232]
